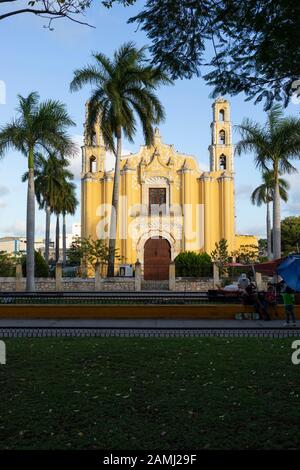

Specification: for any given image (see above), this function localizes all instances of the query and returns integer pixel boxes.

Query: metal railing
[0,291,245,305]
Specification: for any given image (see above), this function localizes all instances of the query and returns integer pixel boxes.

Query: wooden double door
[144,237,171,280]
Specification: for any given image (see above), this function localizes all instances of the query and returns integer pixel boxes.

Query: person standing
[263,283,278,320]
[238,273,250,290]
[282,286,296,327]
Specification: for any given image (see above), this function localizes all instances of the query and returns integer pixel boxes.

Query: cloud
[199,161,209,172]
[0,185,9,209]
[2,220,26,236]
[282,173,300,216]
[238,223,266,238]
[2,220,45,237]
[0,186,9,198]
[236,184,254,200]
[283,201,300,215]
[68,134,83,181]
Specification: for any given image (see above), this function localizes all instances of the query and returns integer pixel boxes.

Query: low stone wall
[98,278,135,291]
[175,278,214,292]
[0,277,135,292]
[0,276,213,292]
[0,278,16,292]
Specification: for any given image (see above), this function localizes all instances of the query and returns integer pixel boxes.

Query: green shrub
[0,251,16,277]
[22,251,49,278]
[175,251,213,277]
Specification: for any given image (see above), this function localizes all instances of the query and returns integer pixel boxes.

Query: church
[81,98,256,279]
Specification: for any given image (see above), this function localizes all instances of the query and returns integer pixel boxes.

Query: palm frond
[235,120,271,170]
[70,66,107,92]
[16,92,39,119]
[93,52,115,77]
[267,104,284,136]
[251,168,291,206]
[0,120,28,157]
[251,184,267,206]
[70,42,172,156]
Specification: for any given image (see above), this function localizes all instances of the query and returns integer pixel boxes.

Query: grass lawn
[0,337,299,450]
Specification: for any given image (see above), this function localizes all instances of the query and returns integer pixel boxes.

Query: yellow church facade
[81,98,256,278]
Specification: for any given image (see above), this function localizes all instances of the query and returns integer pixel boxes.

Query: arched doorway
[144,237,171,280]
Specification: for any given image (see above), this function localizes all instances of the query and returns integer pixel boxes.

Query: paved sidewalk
[0,318,295,328]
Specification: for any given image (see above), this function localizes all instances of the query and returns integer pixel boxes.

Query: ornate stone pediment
[144,176,168,185]
[144,147,170,170]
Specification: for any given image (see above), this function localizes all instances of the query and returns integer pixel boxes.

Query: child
[282,286,296,327]
[263,283,278,320]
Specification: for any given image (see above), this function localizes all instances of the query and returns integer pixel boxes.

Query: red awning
[224,259,284,276]
[225,262,246,268]
[253,259,283,276]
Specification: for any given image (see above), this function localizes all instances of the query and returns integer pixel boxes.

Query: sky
[0,1,300,241]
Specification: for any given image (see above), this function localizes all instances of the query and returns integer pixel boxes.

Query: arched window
[219,130,226,145]
[219,154,227,170]
[219,109,225,121]
[89,156,97,173]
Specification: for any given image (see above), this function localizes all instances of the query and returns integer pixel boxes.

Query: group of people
[238,273,297,326]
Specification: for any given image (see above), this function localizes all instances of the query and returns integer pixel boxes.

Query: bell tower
[81,103,106,241]
[209,98,234,173]
[81,103,106,177]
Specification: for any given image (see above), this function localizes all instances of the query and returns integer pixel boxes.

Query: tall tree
[0,0,93,27]
[3,1,299,108]
[61,182,78,265]
[0,93,75,290]
[251,170,289,260]
[107,0,300,109]
[48,158,76,264]
[236,105,300,260]
[22,153,75,264]
[70,42,171,276]
[22,153,52,263]
[281,217,300,256]
[211,238,230,276]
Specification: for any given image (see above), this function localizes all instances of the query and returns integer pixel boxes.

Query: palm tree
[251,170,289,260]
[46,158,75,263]
[0,93,75,290]
[22,153,75,265]
[236,105,300,259]
[54,203,62,263]
[22,153,52,263]
[70,42,172,277]
[61,182,78,265]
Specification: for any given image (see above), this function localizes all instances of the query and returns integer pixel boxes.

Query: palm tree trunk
[55,214,60,263]
[63,213,67,266]
[45,206,51,264]
[266,201,272,260]
[273,169,281,259]
[107,127,122,277]
[26,148,35,291]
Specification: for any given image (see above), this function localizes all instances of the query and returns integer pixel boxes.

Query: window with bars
[149,188,167,215]
[219,130,226,145]
[220,154,227,170]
